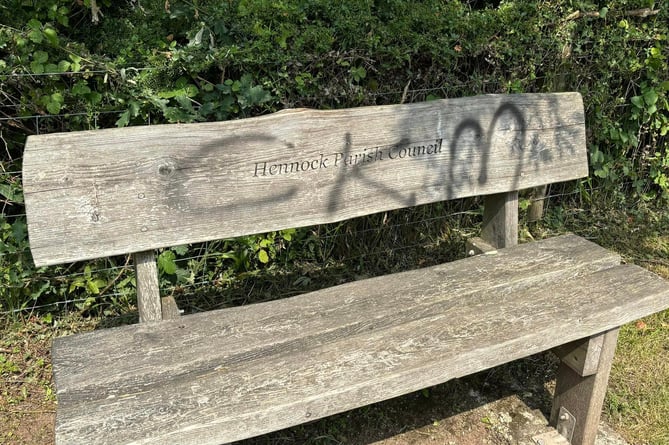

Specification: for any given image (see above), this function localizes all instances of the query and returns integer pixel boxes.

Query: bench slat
[52,236,669,445]
[52,234,616,393]
[24,93,587,266]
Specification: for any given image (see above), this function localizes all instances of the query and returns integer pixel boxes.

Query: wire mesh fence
[0,70,592,319]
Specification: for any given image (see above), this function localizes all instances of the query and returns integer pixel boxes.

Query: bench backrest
[23,92,587,268]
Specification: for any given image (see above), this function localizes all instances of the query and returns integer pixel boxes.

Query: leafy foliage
[0,0,668,314]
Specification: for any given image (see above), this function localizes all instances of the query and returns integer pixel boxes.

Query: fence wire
[0,70,598,317]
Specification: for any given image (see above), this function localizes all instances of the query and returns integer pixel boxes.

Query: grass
[555,198,669,445]
[1,192,669,444]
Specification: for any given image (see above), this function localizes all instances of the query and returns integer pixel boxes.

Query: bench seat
[52,234,669,445]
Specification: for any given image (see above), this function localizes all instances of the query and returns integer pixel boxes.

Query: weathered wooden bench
[23,93,669,445]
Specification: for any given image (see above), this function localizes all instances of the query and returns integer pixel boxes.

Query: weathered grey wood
[553,332,605,377]
[23,93,587,266]
[482,191,519,248]
[51,237,669,445]
[161,296,181,320]
[133,251,161,323]
[465,236,497,256]
[550,329,620,445]
[528,185,548,222]
[532,429,570,445]
[53,234,617,394]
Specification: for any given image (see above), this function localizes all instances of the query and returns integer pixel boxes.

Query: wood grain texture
[161,296,181,320]
[132,251,161,322]
[465,237,497,256]
[553,333,605,377]
[24,93,587,266]
[550,329,620,445]
[482,191,519,248]
[50,235,669,445]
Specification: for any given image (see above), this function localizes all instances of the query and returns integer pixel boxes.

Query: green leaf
[27,19,42,31]
[258,249,269,264]
[43,27,58,45]
[33,51,49,64]
[0,184,24,203]
[86,279,100,294]
[115,110,130,127]
[643,89,658,106]
[30,61,44,74]
[28,30,43,43]
[57,60,71,72]
[172,245,188,256]
[158,251,177,275]
[46,99,61,114]
[72,82,91,95]
[630,96,643,108]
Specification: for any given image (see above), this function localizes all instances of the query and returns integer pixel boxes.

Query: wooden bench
[23,93,669,445]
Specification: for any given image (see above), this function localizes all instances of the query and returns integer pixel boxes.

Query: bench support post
[133,250,163,322]
[482,191,518,248]
[550,328,620,445]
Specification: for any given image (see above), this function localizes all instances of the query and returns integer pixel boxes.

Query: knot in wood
[158,160,176,177]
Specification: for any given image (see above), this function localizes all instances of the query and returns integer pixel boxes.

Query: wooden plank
[52,264,669,445]
[528,185,548,222]
[465,236,497,256]
[51,237,669,445]
[552,333,605,377]
[24,93,588,266]
[133,251,162,323]
[52,234,618,393]
[482,191,519,248]
[550,329,620,445]
[161,296,181,320]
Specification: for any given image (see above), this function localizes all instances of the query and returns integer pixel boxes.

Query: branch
[90,0,104,24]
[565,8,660,21]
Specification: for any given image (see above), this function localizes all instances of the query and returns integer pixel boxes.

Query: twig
[400,80,411,104]
[0,409,56,414]
[98,255,132,297]
[90,0,103,24]
[626,9,660,17]
[565,8,660,21]
[636,258,669,267]
[565,11,600,21]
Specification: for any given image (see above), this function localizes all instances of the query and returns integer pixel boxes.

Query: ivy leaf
[630,96,643,108]
[258,249,269,264]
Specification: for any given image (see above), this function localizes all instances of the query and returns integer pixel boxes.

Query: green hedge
[0,0,667,313]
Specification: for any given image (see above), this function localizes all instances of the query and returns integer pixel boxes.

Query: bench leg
[550,328,620,445]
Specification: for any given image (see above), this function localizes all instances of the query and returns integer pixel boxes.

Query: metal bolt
[559,413,569,421]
